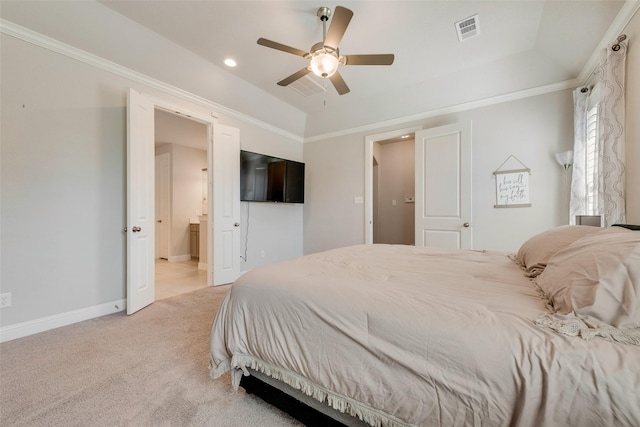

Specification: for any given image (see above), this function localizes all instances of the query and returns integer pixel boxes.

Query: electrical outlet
[0,293,11,308]
[260,250,265,258]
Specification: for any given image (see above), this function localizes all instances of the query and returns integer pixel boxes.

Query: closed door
[415,122,472,249]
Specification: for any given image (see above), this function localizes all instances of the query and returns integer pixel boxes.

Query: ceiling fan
[257,6,394,95]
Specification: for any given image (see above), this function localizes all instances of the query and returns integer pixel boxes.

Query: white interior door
[155,152,170,259]
[126,89,155,314]
[212,124,240,286]
[415,122,472,249]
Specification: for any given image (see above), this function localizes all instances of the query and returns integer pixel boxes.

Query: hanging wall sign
[493,155,531,208]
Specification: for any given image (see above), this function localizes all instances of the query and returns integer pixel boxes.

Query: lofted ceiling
[1,1,634,138]
[100,1,627,107]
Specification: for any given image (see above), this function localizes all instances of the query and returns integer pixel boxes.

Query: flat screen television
[240,150,305,203]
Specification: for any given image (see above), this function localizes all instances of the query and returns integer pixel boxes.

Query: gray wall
[374,140,415,245]
[1,5,639,337]
[304,89,575,254]
[0,34,302,329]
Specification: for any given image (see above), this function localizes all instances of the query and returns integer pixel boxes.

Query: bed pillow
[535,227,640,329]
[515,225,602,277]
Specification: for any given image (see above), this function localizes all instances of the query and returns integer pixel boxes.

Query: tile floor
[155,258,208,300]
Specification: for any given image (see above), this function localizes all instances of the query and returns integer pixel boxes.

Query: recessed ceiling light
[224,58,237,67]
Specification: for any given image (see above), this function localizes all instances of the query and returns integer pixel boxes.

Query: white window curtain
[570,40,627,226]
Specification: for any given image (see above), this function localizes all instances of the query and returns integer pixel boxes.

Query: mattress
[210,244,640,426]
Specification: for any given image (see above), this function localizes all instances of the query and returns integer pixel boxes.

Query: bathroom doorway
[154,109,208,299]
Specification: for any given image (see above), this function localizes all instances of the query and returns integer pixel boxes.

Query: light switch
[354,196,363,204]
[391,199,397,206]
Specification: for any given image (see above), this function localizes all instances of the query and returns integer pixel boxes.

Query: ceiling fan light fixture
[310,49,339,78]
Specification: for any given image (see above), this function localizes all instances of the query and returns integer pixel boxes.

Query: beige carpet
[0,286,302,426]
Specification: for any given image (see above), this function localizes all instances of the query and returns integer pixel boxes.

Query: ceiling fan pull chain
[324,80,328,106]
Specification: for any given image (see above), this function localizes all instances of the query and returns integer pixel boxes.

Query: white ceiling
[1,1,634,138]
[99,1,626,107]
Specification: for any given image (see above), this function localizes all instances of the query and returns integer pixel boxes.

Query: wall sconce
[555,150,573,169]
[555,150,573,185]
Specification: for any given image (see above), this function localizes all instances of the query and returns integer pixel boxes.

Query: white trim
[134,91,217,298]
[0,18,303,144]
[303,0,640,144]
[3,0,639,147]
[0,299,126,343]
[168,254,192,263]
[577,0,640,83]
[304,79,580,143]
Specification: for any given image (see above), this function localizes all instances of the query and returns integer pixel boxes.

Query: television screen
[240,150,305,203]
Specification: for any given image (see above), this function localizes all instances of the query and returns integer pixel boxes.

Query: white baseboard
[168,254,191,263]
[0,299,126,343]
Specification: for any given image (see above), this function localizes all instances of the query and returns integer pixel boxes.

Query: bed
[209,225,640,426]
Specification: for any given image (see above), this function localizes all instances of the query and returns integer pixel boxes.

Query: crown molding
[4,0,638,147]
[303,0,640,143]
[0,19,304,144]
[303,78,580,143]
[577,0,640,84]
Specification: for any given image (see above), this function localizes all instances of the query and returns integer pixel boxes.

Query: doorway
[154,109,208,300]
[364,122,472,249]
[127,88,242,314]
[372,136,416,245]
[365,126,422,244]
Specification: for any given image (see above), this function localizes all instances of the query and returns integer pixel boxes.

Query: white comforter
[210,244,640,426]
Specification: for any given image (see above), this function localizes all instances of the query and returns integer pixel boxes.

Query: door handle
[234,223,240,227]
[157,220,162,223]
[132,226,142,232]
[463,222,470,228]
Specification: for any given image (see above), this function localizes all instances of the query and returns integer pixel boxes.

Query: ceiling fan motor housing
[317,7,331,21]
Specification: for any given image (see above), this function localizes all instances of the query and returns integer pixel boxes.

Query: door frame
[155,151,171,260]
[364,126,423,244]
[135,92,217,284]
[149,100,216,286]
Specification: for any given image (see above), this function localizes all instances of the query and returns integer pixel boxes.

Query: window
[584,104,599,214]
[571,42,627,227]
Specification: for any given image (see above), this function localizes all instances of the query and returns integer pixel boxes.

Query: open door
[212,125,241,285]
[415,122,472,249]
[127,89,239,302]
[155,152,170,259]
[126,89,155,314]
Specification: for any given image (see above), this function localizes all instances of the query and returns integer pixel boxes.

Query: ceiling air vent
[288,75,328,97]
[455,14,480,42]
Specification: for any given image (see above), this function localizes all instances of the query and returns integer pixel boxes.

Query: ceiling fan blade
[344,54,395,66]
[329,71,350,95]
[324,6,353,49]
[257,38,309,57]
[277,68,312,87]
